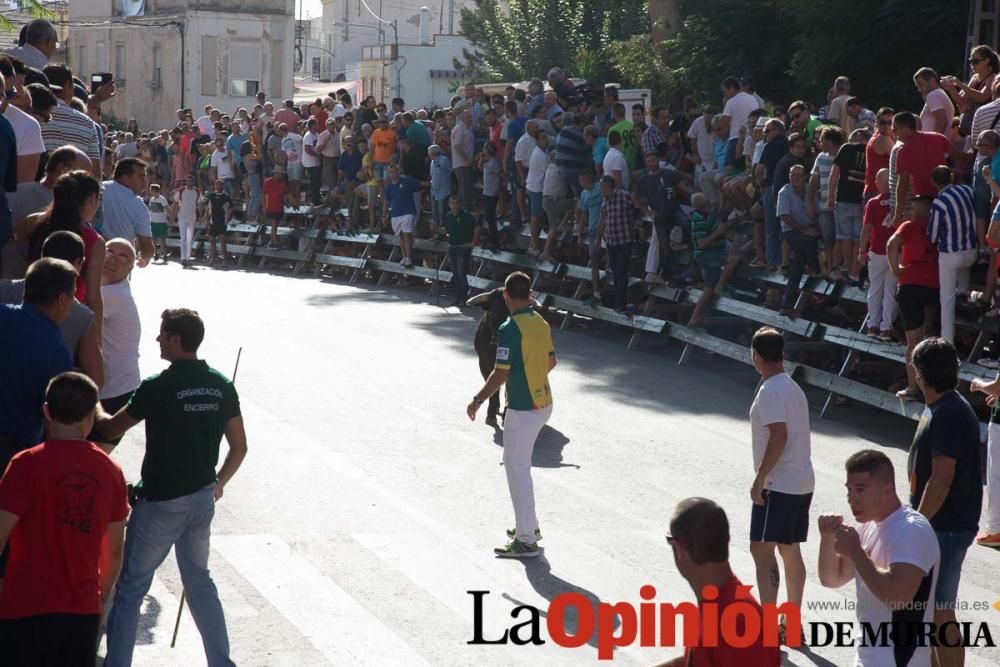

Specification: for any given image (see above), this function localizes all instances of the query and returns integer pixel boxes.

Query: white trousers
[503,404,552,543]
[987,423,1000,533]
[179,217,196,261]
[938,249,978,342]
[866,252,897,331]
[645,228,659,274]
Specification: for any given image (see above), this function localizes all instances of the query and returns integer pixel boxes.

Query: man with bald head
[97,238,140,449]
[5,18,57,70]
[777,163,820,316]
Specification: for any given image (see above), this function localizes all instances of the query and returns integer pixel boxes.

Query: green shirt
[691,211,724,255]
[126,359,241,501]
[495,308,555,411]
[609,120,636,168]
[444,210,475,246]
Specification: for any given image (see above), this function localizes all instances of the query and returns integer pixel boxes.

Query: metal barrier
[162,214,994,430]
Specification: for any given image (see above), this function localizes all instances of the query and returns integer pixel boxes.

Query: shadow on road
[500,554,617,652]
[304,277,917,453]
[491,425,580,469]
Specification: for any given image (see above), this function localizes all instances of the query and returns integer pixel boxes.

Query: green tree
[0,1,54,32]
[607,0,966,112]
[456,0,648,83]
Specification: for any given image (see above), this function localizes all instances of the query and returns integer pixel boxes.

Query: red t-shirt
[263,177,288,214]
[0,439,129,618]
[864,131,891,196]
[681,577,780,667]
[895,131,951,198]
[892,217,939,288]
[862,194,893,255]
[312,109,329,129]
[76,223,102,303]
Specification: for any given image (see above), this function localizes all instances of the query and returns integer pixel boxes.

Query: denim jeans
[432,197,448,230]
[246,171,263,221]
[763,189,781,267]
[306,165,323,205]
[104,485,234,667]
[935,530,976,609]
[448,245,471,304]
[607,242,632,310]
[781,229,819,309]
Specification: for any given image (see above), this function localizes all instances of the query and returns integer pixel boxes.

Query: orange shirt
[371,128,397,163]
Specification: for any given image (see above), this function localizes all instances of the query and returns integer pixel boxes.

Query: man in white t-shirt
[279,123,303,203]
[720,75,759,141]
[818,449,939,667]
[195,105,217,137]
[209,137,235,196]
[525,130,549,255]
[602,130,630,189]
[748,326,814,627]
[914,67,955,136]
[96,238,141,449]
[0,56,44,184]
[687,106,717,181]
[301,118,323,206]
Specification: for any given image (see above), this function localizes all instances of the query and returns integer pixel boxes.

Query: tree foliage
[0,1,54,32]
[610,0,966,111]
[456,0,648,83]
[468,0,967,113]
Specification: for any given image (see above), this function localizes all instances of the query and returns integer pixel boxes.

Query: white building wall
[393,34,470,109]
[321,0,474,82]
[67,9,294,130]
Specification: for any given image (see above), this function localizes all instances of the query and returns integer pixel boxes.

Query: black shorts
[896,284,939,331]
[210,219,228,236]
[0,613,100,667]
[750,490,813,544]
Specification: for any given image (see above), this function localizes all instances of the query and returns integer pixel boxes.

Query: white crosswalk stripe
[213,534,429,666]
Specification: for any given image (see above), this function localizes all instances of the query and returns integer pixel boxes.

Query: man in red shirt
[0,371,128,666]
[891,111,966,225]
[658,498,781,667]
[262,170,292,248]
[887,195,940,400]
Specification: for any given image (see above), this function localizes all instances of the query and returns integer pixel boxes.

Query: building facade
[68,0,294,131]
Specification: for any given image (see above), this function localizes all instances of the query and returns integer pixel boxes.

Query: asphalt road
[97,262,999,666]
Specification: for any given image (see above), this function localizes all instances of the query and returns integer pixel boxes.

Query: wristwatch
[472,395,484,405]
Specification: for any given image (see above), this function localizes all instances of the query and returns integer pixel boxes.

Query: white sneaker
[527,247,541,257]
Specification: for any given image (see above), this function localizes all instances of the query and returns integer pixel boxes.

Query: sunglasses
[665,533,685,547]
[970,57,985,65]
[878,119,891,126]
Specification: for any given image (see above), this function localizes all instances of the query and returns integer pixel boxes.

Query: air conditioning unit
[114,78,126,88]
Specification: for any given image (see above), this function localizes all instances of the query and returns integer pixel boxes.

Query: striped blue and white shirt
[928,184,977,253]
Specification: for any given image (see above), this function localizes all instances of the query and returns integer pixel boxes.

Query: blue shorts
[585,234,604,263]
[834,201,863,241]
[374,161,390,181]
[935,530,976,609]
[286,162,304,182]
[528,190,544,218]
[696,246,727,288]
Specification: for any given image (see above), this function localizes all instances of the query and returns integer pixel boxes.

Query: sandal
[895,387,922,401]
[749,258,767,268]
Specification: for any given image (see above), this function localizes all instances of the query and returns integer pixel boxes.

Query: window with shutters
[229,44,261,98]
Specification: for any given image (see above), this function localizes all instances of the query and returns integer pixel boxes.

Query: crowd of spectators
[0,14,998,665]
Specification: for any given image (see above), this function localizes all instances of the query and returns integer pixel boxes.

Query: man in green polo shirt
[97,308,247,667]
[467,272,556,558]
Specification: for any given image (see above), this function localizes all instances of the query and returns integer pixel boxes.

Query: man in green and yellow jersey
[467,271,556,558]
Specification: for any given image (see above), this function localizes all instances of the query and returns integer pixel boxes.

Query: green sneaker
[494,539,539,558]
[506,527,542,541]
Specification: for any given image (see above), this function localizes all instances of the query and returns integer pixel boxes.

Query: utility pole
[448,0,454,34]
[649,0,680,43]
